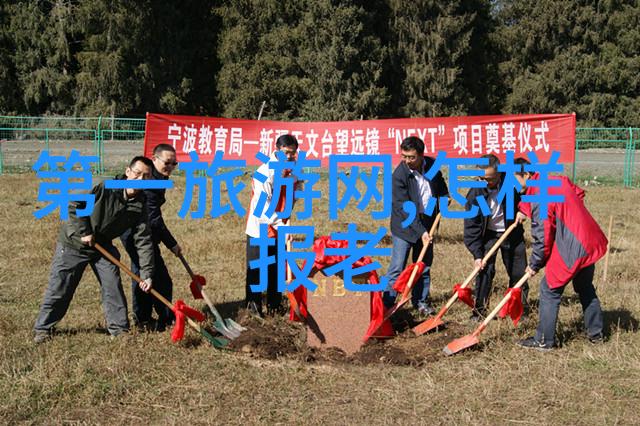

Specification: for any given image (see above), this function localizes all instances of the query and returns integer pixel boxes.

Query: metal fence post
[572,131,579,181]
[630,128,637,187]
[96,116,103,174]
[624,127,632,187]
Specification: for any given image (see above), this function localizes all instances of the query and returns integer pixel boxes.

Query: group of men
[34,134,607,351]
[384,136,606,350]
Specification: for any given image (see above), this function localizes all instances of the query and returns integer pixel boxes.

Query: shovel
[177,253,245,339]
[442,271,532,356]
[93,243,229,349]
[285,240,307,324]
[365,213,441,339]
[413,220,522,335]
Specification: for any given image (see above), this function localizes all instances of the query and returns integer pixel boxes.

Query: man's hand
[421,231,432,245]
[526,266,537,276]
[474,258,485,270]
[170,244,182,257]
[81,234,95,246]
[139,278,152,293]
[516,212,528,224]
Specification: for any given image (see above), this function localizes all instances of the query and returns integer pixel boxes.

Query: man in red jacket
[515,159,607,351]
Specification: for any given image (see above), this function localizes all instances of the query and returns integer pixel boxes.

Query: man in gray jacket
[34,156,156,343]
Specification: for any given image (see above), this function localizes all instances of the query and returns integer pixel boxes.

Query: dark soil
[221,308,468,367]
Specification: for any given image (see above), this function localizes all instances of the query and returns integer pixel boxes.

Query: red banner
[144,113,575,166]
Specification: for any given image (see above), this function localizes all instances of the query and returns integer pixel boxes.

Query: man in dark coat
[34,156,155,343]
[122,144,181,330]
[383,136,448,315]
[463,154,529,320]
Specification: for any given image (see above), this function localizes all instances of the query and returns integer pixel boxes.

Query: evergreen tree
[9,0,78,114]
[216,0,308,120]
[0,1,18,113]
[216,0,390,120]
[297,0,389,120]
[495,0,640,126]
[387,0,496,117]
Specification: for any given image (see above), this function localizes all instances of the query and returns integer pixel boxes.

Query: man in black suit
[463,154,529,321]
[121,143,181,330]
[383,136,448,315]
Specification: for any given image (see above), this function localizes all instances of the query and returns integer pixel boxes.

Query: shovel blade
[443,334,480,356]
[413,316,445,336]
[200,327,230,349]
[224,318,246,332]
[213,319,240,339]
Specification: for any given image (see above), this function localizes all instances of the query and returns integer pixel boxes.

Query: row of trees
[0,0,638,126]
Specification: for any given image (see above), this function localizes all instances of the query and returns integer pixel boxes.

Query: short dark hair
[479,154,500,170]
[514,157,531,175]
[400,136,424,155]
[153,143,176,156]
[129,156,153,169]
[275,134,299,150]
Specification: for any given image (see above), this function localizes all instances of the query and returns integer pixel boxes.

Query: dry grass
[1,172,639,425]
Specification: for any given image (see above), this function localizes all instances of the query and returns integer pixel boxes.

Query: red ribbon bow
[189,274,207,299]
[453,283,474,308]
[392,262,425,293]
[498,288,524,326]
[171,299,206,342]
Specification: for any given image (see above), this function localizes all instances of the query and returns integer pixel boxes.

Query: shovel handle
[177,253,223,322]
[177,252,196,279]
[440,220,522,311]
[93,243,171,308]
[400,213,442,299]
[93,243,224,343]
[473,271,532,334]
[286,240,293,282]
[94,243,207,334]
[465,220,521,288]
[285,240,306,322]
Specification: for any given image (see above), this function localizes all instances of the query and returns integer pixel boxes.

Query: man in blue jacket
[383,136,448,315]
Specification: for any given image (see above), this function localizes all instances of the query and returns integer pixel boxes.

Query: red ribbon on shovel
[453,283,474,308]
[189,275,207,299]
[498,288,524,326]
[171,300,206,342]
[392,262,425,293]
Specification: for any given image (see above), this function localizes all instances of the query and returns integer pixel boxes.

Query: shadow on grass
[52,326,111,336]
[215,299,249,318]
[603,308,639,334]
[559,308,638,345]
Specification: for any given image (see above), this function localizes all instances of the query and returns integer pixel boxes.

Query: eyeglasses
[401,154,417,161]
[155,156,178,166]
[129,167,150,179]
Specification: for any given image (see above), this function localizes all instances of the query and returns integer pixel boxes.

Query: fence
[0,115,145,174]
[0,116,638,188]
[574,127,637,188]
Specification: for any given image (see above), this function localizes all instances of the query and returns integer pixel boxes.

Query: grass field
[1,172,639,425]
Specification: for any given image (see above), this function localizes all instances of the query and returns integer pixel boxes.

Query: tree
[495,0,640,126]
[216,0,390,120]
[297,0,390,120]
[9,0,77,114]
[387,0,497,117]
[0,1,19,113]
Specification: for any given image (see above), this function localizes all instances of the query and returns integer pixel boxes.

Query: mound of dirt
[218,309,468,367]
